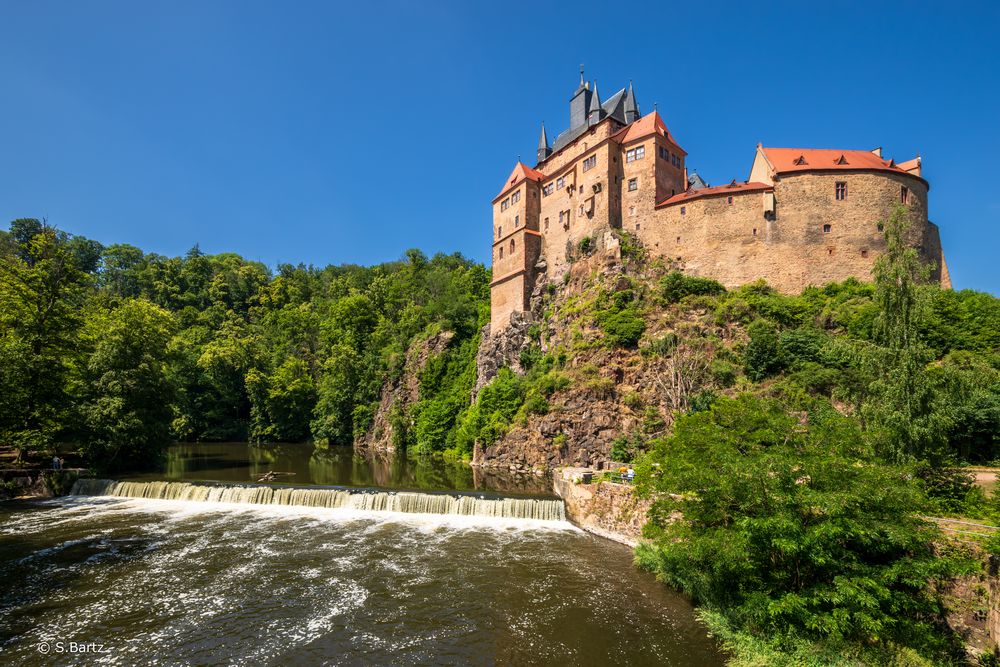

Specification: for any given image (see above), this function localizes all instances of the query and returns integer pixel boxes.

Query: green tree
[861,206,945,463]
[80,299,176,470]
[0,222,90,456]
[636,394,968,663]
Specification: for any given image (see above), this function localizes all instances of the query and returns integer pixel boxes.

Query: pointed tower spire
[624,80,640,124]
[587,80,605,126]
[537,122,552,163]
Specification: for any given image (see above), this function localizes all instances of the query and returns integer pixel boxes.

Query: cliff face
[355,329,454,457]
[472,227,728,472]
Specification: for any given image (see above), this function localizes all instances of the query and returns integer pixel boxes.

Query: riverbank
[0,468,90,499]
[553,467,651,547]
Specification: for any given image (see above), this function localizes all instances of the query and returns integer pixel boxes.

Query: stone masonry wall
[553,469,653,547]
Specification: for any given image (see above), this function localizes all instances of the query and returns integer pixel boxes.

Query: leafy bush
[636,395,971,664]
[744,319,784,380]
[660,271,725,303]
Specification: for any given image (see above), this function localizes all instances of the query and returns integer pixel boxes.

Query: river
[0,443,722,666]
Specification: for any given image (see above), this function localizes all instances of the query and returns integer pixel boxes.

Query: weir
[70,479,567,522]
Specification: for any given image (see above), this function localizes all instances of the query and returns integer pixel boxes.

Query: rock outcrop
[356,329,454,457]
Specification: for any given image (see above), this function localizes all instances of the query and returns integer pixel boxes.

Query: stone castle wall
[490,111,950,331]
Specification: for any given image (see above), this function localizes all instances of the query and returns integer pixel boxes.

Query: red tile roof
[495,162,546,201]
[613,111,686,153]
[657,180,772,207]
[760,147,914,176]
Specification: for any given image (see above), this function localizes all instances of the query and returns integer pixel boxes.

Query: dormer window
[835,154,849,165]
[835,182,847,200]
[793,155,808,166]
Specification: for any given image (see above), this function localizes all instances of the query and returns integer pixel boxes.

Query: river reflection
[123,442,553,497]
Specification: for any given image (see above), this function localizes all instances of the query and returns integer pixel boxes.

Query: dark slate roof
[551,87,629,153]
[688,171,709,190]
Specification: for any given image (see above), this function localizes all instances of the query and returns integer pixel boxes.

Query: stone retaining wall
[553,467,652,547]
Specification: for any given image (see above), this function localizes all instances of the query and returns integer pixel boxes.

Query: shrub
[610,432,644,462]
[635,395,971,663]
[709,359,738,387]
[578,236,593,254]
[644,332,678,357]
[660,271,725,303]
[744,319,784,380]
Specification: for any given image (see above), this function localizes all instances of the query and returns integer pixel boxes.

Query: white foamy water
[71,479,569,523]
[0,491,721,666]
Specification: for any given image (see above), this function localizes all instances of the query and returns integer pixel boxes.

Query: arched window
[510,238,515,253]
[499,247,504,259]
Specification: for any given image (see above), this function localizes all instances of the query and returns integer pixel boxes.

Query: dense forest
[0,218,490,470]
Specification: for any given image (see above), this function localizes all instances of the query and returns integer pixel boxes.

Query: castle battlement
[490,75,950,331]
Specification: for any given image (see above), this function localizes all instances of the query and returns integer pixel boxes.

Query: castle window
[752,228,758,236]
[556,176,566,189]
[823,224,832,233]
[510,239,515,253]
[827,247,834,255]
[676,236,681,244]
[499,247,504,259]
[835,181,847,200]
[628,178,638,191]
[512,191,520,204]
[515,215,520,227]
[629,206,635,217]
[544,217,549,231]
[501,198,509,211]
[727,196,733,205]
[636,223,641,231]
[659,146,668,160]
[861,249,869,258]
[901,186,909,204]
[582,155,597,172]
[543,183,554,197]
[579,185,584,193]
[626,146,645,163]
[497,226,502,238]
[680,206,686,215]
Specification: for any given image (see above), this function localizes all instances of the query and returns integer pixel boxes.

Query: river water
[0,444,722,666]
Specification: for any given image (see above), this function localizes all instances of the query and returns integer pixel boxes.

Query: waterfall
[70,479,566,522]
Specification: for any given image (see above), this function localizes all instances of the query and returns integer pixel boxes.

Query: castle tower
[587,81,605,126]
[537,123,552,163]
[568,66,593,130]
[624,81,639,124]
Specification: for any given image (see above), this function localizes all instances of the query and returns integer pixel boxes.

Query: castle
[490,72,950,330]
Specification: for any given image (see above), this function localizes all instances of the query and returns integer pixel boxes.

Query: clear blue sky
[2,1,998,293]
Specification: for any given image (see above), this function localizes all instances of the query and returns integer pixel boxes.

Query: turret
[587,81,605,126]
[624,80,640,124]
[537,122,552,163]
[569,65,593,130]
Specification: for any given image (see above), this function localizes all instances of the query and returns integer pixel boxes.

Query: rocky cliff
[472,227,727,473]
[355,329,454,457]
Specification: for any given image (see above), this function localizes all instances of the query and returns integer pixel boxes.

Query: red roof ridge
[494,161,546,201]
[657,181,773,207]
